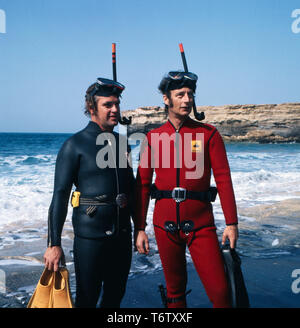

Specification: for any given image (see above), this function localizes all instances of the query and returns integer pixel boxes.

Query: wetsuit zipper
[168,119,185,230]
[108,137,120,235]
[47,211,52,247]
[175,129,180,229]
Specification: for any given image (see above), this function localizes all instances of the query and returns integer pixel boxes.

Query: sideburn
[164,92,173,113]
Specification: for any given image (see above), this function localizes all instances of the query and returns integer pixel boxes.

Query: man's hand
[222,225,239,249]
[43,246,64,272]
[135,230,150,255]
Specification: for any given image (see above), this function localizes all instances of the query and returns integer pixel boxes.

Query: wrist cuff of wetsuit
[135,228,146,231]
[48,244,62,248]
[48,239,61,247]
[226,222,238,226]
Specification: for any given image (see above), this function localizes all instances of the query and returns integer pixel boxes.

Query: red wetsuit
[136,117,238,308]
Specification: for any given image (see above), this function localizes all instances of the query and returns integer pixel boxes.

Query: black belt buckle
[172,187,186,203]
[164,221,178,234]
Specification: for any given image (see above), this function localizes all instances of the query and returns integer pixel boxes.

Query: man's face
[92,95,120,130]
[163,87,194,118]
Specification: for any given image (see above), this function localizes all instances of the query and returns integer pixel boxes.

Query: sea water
[0,132,300,275]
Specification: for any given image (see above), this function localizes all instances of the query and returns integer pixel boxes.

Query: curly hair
[83,82,122,117]
[84,83,98,117]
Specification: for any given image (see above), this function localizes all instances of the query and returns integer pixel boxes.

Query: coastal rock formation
[122,103,300,143]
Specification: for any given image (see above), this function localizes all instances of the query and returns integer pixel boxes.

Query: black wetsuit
[47,121,135,308]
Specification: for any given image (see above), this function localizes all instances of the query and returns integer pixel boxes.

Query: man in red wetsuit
[135,71,239,308]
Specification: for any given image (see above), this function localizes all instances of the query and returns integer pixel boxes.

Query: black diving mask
[167,71,198,82]
[88,78,125,98]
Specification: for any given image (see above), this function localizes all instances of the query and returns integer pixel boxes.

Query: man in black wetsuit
[43,78,136,308]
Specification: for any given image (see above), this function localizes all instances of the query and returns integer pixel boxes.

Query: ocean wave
[0,140,299,265]
[17,156,52,166]
[0,155,56,168]
[229,153,275,161]
[228,150,300,173]
[232,170,300,188]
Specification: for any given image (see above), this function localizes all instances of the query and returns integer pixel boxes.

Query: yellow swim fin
[52,267,74,308]
[27,268,54,308]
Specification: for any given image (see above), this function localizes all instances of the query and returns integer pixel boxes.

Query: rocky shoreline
[123,102,300,143]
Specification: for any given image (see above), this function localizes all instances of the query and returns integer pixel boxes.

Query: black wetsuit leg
[73,230,132,308]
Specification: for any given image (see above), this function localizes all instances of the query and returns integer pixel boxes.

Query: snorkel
[112,43,132,125]
[178,43,205,121]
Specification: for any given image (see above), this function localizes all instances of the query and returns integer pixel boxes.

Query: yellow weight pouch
[71,191,80,208]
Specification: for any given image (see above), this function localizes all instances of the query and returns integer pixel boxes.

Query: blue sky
[0,0,299,133]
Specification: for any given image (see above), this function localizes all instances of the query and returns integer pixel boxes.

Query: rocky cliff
[122,102,300,143]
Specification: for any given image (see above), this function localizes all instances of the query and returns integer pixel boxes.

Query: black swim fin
[158,284,168,308]
[221,244,250,308]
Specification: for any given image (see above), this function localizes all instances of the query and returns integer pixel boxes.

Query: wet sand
[124,252,300,308]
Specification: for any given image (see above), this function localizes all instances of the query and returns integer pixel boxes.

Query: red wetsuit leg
[154,226,188,308]
[187,226,231,308]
